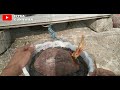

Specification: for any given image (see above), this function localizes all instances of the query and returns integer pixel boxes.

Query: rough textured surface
[84,29,120,75]
[112,14,120,28]
[33,48,80,76]
[0,30,11,54]
[84,18,113,32]
[0,21,120,75]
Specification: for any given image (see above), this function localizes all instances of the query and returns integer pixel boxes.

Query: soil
[29,47,89,76]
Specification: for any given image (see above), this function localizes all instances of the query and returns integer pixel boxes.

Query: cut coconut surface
[29,47,88,76]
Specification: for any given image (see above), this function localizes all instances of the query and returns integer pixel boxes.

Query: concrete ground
[0,21,120,75]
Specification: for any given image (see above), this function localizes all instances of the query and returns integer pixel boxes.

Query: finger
[24,44,31,50]
[15,47,24,52]
[16,44,30,52]
[28,44,35,53]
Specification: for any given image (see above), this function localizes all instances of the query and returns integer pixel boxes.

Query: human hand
[10,44,35,68]
[0,44,35,76]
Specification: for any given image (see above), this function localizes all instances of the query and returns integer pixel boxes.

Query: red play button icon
[2,14,12,21]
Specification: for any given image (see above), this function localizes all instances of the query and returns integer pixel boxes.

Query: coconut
[29,47,89,76]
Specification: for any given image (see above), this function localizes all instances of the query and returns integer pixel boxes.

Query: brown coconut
[95,68,116,76]
[33,48,80,76]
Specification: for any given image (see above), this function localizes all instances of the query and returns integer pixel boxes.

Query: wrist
[1,63,22,76]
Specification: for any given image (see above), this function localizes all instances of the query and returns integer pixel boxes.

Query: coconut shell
[34,48,80,76]
[96,68,116,76]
